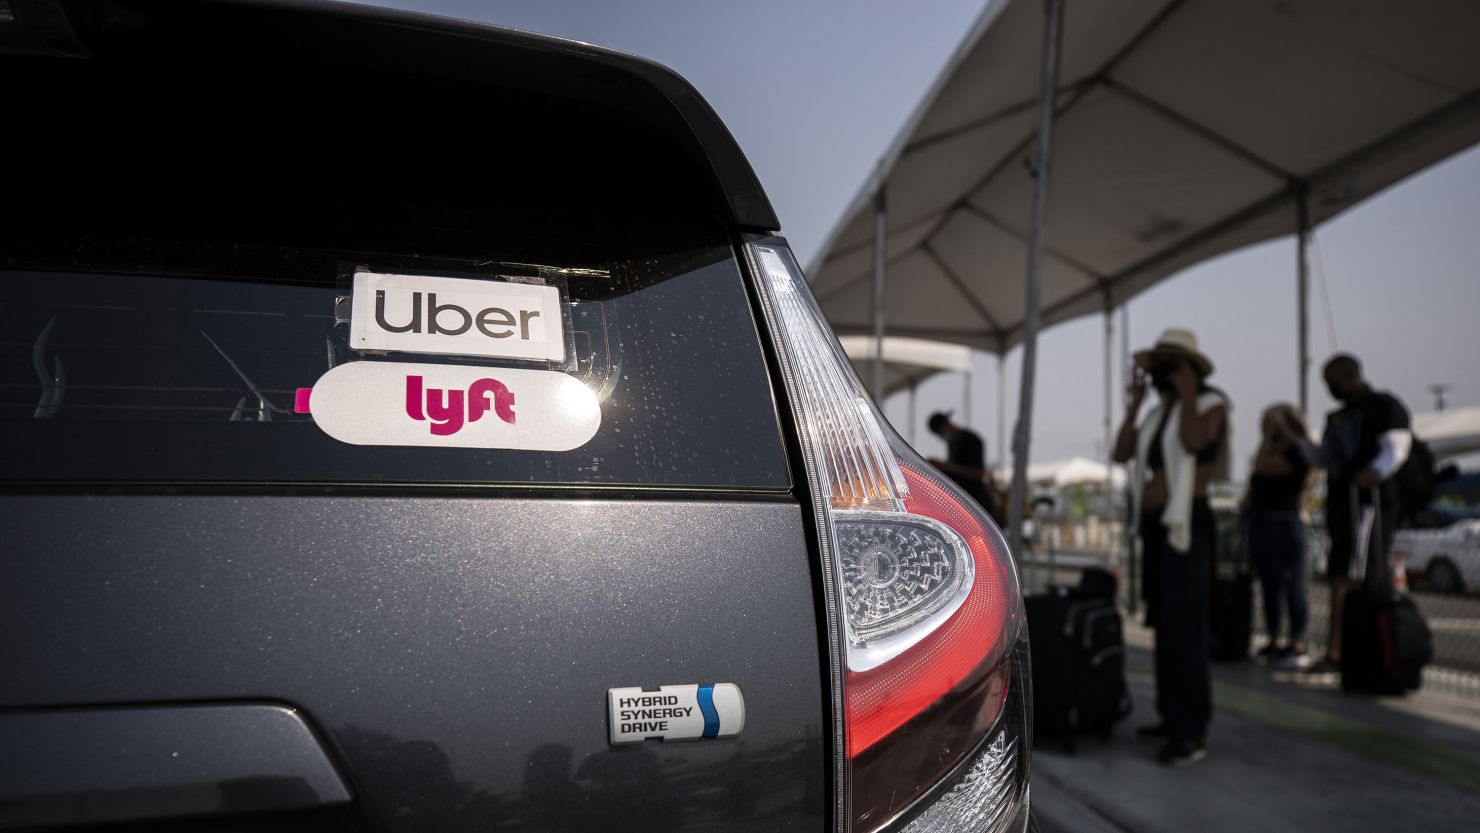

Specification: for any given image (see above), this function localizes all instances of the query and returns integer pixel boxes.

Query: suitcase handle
[1351,484,1389,590]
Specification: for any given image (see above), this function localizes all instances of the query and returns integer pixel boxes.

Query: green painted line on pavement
[1127,667,1480,794]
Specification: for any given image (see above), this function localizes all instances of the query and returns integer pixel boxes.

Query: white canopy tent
[837,335,978,446]
[994,456,1129,490]
[809,0,1480,545]
[837,335,973,392]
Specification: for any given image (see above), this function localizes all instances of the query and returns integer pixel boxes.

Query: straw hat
[1134,328,1214,377]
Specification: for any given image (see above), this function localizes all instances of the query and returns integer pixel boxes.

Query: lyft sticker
[303,361,599,450]
[350,271,565,363]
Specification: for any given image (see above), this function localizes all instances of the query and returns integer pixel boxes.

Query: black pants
[1250,510,1308,641]
[1142,499,1214,745]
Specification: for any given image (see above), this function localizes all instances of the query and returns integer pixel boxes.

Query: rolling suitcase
[1026,570,1131,752]
[1210,572,1254,661]
[1341,488,1433,695]
[1067,596,1129,734]
[1026,589,1078,750]
[1210,511,1253,661]
[1077,566,1118,603]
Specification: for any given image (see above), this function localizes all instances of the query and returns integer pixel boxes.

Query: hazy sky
[374,0,1479,479]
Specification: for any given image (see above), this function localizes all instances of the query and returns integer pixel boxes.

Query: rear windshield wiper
[32,317,66,419]
[200,330,280,422]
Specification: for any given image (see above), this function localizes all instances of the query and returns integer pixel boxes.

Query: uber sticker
[300,361,599,450]
[607,683,745,745]
[350,271,566,363]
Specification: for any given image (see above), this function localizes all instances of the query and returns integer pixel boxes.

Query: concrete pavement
[1031,625,1480,833]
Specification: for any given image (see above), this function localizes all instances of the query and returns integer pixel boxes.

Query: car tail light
[745,239,1030,833]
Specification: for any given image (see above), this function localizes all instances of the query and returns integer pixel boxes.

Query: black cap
[927,411,952,433]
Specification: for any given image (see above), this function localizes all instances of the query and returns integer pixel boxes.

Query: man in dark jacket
[1309,354,1412,675]
[927,411,1002,523]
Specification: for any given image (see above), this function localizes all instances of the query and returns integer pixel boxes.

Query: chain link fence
[1017,481,1480,697]
[1268,525,1480,693]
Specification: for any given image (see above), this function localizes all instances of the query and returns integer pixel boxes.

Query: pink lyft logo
[405,375,516,436]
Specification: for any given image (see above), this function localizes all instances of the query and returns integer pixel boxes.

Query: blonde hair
[1256,402,1315,512]
[1261,403,1307,439]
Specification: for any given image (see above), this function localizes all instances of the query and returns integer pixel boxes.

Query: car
[0,2,1030,833]
[1395,519,1480,595]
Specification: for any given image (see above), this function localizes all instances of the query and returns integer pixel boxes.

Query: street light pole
[1430,383,1450,412]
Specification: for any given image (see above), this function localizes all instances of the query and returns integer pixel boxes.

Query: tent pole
[1103,301,1114,561]
[871,187,888,403]
[1122,303,1137,615]
[1296,184,1312,419]
[909,380,918,445]
[963,368,972,424]
[1121,305,1131,395]
[996,354,1006,468]
[1007,0,1065,555]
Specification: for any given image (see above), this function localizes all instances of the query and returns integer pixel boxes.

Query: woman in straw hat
[1113,327,1230,767]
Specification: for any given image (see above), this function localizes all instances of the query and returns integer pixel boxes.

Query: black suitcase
[1026,589,1077,748]
[1210,511,1253,661]
[1210,573,1253,661]
[1340,488,1433,695]
[1341,586,1432,694]
[1026,571,1131,752]
[1067,598,1129,733]
[1078,566,1118,604]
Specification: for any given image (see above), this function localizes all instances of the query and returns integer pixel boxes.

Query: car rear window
[0,249,788,489]
[2,30,789,491]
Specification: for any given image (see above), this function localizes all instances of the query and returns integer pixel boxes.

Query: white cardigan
[1133,391,1229,553]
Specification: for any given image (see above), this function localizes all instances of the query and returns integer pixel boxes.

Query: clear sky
[372,0,1479,480]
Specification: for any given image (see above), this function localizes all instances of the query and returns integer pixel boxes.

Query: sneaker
[1304,656,1340,675]
[1273,646,1308,670]
[1158,740,1208,767]
[1256,642,1281,661]
[1137,723,1171,739]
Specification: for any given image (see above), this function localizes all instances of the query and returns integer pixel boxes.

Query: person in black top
[1244,403,1315,666]
[927,411,1002,524]
[1309,354,1412,675]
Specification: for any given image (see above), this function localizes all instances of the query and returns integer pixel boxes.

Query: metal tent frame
[814,0,1480,551]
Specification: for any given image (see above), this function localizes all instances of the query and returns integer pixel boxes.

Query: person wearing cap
[1113,328,1230,767]
[927,411,1002,524]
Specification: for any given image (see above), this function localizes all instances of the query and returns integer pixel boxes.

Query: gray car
[0,2,1030,832]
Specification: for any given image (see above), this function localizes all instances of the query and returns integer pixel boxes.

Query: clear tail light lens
[745,240,1029,833]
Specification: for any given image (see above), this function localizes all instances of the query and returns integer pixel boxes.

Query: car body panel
[0,495,828,831]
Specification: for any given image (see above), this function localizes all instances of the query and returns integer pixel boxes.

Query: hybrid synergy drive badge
[608,683,744,745]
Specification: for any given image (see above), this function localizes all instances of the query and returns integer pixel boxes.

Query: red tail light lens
[744,239,1029,833]
[845,462,1018,757]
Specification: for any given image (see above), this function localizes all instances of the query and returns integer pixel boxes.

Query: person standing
[927,411,1003,524]
[1307,354,1411,676]
[1112,329,1229,767]
[1245,404,1316,667]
